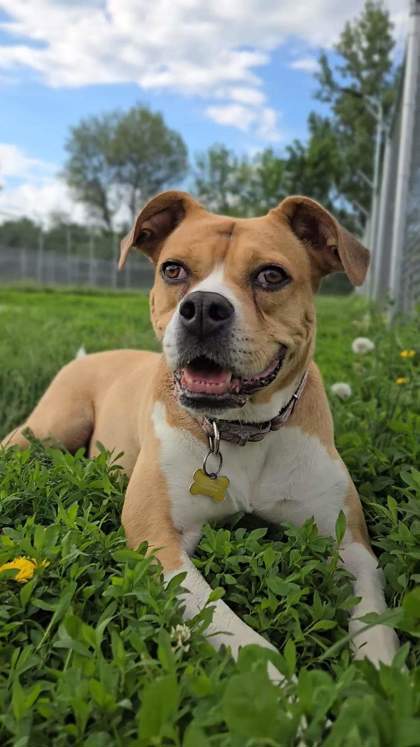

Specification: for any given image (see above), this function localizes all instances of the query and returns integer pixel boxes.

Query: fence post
[19,247,28,281]
[37,229,44,285]
[89,232,96,286]
[66,227,72,285]
[112,233,118,289]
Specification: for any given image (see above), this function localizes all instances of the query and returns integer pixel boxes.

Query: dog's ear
[119,191,202,269]
[274,195,369,287]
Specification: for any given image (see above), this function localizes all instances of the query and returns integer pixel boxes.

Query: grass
[0,287,419,746]
[0,288,368,438]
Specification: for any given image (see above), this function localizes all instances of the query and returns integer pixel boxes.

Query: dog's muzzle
[171,289,287,411]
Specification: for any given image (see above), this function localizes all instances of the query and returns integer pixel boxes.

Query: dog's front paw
[352,624,399,666]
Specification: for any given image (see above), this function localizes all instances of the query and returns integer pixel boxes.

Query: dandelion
[0,556,48,583]
[395,377,409,385]
[400,349,416,359]
[170,623,191,653]
[353,313,371,331]
[75,345,87,359]
[330,382,352,400]
[351,337,375,354]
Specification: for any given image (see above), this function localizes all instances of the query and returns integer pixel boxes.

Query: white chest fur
[152,402,399,667]
[152,402,350,543]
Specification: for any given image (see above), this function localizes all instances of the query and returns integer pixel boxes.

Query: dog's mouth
[174,347,287,409]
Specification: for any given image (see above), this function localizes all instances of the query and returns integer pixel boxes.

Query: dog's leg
[259,481,398,666]
[1,359,93,451]
[338,488,399,665]
[122,450,281,675]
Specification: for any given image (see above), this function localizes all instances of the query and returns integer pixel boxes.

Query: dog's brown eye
[161,261,188,284]
[254,265,290,290]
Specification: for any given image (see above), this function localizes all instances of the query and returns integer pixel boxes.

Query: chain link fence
[371,0,420,314]
[0,244,154,290]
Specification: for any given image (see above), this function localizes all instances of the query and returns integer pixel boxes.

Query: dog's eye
[253,265,290,290]
[161,261,188,284]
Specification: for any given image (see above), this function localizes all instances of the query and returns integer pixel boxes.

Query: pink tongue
[181,366,232,394]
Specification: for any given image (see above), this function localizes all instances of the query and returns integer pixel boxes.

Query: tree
[192,144,248,215]
[111,107,188,222]
[0,217,39,248]
[285,114,343,212]
[64,112,118,230]
[244,149,287,215]
[315,0,397,218]
[64,105,188,229]
[192,145,287,217]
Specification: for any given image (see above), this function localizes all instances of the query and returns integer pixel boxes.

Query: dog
[2,190,398,670]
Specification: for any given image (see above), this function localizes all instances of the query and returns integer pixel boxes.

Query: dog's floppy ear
[119,191,202,269]
[274,195,369,287]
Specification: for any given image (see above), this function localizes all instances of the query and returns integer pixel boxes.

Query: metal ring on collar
[202,449,223,479]
[208,420,220,456]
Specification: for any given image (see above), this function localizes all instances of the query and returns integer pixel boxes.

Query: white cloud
[0,143,86,225]
[0,143,54,180]
[206,104,256,131]
[0,0,409,144]
[0,177,87,226]
[0,0,410,224]
[289,56,319,74]
[222,87,266,107]
[257,108,282,142]
[206,103,282,142]
[0,2,407,88]
[0,143,133,227]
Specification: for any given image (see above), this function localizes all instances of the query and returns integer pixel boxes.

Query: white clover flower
[75,345,87,359]
[330,382,352,400]
[170,623,191,653]
[351,337,375,354]
[352,313,371,331]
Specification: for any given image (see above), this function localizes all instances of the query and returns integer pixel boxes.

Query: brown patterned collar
[201,370,308,446]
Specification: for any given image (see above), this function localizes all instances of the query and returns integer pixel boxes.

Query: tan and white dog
[2,191,398,668]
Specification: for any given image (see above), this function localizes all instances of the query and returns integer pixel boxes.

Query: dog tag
[189,468,229,502]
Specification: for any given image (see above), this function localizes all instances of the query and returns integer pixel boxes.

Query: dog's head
[120,191,369,416]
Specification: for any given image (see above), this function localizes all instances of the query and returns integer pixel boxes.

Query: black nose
[179,291,234,339]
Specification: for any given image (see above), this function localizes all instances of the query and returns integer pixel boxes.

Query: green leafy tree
[192,144,248,215]
[64,112,118,230]
[244,149,287,215]
[64,106,188,229]
[111,107,188,222]
[285,114,343,211]
[315,0,397,217]
[193,145,287,217]
[0,217,40,248]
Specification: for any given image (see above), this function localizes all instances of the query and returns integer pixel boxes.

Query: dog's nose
[179,291,234,338]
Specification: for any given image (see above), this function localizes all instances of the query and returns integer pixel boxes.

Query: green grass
[0,288,420,746]
[0,288,366,439]
[0,288,157,439]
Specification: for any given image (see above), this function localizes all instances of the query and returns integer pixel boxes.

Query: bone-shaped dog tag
[189,468,229,502]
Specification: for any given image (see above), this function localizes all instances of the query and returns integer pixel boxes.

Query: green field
[0,288,376,438]
[0,288,420,746]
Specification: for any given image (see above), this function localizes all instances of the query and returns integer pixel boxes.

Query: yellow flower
[395,377,409,385]
[0,556,48,583]
[400,350,416,359]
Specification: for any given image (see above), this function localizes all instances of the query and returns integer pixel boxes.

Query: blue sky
[0,53,319,165]
[0,1,407,226]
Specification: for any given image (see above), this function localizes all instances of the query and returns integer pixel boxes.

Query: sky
[0,0,409,227]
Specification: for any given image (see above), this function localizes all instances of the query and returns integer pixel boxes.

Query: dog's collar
[200,370,308,446]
